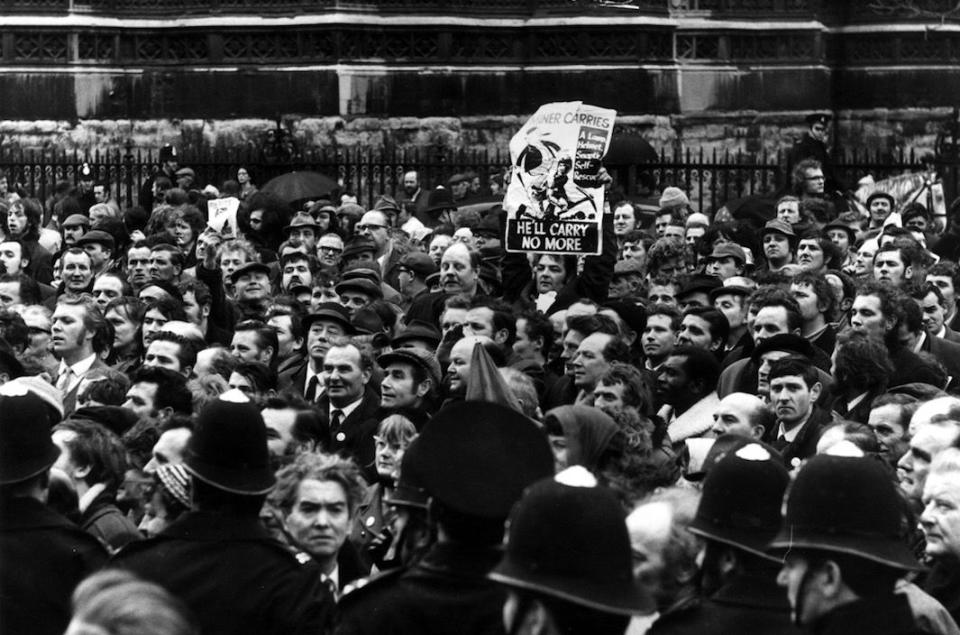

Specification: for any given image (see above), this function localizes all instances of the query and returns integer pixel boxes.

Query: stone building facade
[0,1,955,156]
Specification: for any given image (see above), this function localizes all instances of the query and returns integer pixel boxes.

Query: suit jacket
[922,334,960,392]
[277,353,309,396]
[764,407,831,467]
[942,326,960,344]
[317,386,382,481]
[55,356,108,417]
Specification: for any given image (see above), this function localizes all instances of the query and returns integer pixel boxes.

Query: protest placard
[503,101,617,255]
[207,197,240,239]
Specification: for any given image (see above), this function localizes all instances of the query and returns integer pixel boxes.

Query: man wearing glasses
[316,233,344,269]
[357,210,405,288]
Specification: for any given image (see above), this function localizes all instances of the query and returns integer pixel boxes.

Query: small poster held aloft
[207,197,240,239]
[504,101,617,256]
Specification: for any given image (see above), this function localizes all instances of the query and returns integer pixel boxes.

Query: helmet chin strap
[792,565,817,627]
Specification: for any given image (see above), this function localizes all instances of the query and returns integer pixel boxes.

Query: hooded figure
[544,405,622,472]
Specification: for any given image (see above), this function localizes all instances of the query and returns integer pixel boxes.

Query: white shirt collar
[914,331,927,354]
[331,396,363,421]
[777,420,803,443]
[937,325,947,339]
[58,352,97,378]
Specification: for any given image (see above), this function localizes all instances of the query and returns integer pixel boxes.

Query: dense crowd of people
[4,124,960,635]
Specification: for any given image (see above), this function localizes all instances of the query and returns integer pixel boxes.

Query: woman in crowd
[351,414,418,569]
[236,166,258,201]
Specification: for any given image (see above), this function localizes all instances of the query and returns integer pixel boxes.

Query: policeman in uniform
[335,401,555,635]
[489,466,655,635]
[651,438,800,634]
[790,113,844,197]
[0,385,107,635]
[112,389,335,635]
[768,454,926,634]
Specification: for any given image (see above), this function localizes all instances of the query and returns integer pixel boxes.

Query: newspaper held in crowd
[504,101,617,256]
[207,197,240,239]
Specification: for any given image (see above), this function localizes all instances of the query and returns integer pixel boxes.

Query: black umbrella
[260,171,338,205]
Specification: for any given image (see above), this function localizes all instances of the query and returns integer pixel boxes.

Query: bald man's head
[711,392,772,438]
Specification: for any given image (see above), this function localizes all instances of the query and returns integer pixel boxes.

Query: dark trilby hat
[678,274,722,298]
[414,401,553,518]
[0,386,60,485]
[184,389,275,495]
[751,333,815,363]
[302,302,355,336]
[341,237,378,260]
[823,220,857,244]
[490,468,655,616]
[768,454,921,570]
[334,277,383,300]
[391,320,441,349]
[426,187,456,213]
[284,211,320,234]
[689,440,788,560]
[159,144,178,162]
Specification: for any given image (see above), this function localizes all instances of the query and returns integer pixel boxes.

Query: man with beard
[397,170,430,222]
[52,295,110,415]
[284,212,320,253]
[657,345,721,444]
[280,252,315,295]
[377,348,440,428]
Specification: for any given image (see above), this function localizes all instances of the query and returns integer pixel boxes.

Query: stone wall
[0,109,949,160]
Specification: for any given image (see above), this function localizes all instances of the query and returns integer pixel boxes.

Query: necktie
[323,575,338,601]
[56,367,73,394]
[775,435,788,451]
[331,409,344,443]
[305,375,319,402]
